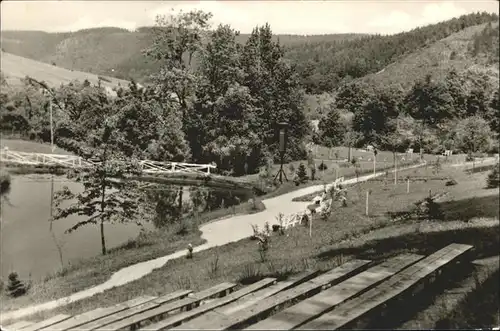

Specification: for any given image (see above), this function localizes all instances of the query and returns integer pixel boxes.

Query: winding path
[1,162,431,322]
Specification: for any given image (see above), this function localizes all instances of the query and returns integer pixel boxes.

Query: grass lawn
[8,162,497,323]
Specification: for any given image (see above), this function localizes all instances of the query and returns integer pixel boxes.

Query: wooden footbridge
[2,243,473,330]
[0,149,261,194]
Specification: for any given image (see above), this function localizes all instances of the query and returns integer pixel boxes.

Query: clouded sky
[1,1,498,35]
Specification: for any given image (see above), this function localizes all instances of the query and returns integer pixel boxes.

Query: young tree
[378,118,407,184]
[343,129,363,162]
[318,105,345,147]
[54,119,143,255]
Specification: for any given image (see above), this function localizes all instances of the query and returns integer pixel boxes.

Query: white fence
[0,149,216,175]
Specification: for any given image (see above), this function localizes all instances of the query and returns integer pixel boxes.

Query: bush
[486,164,499,188]
[6,272,27,298]
[318,161,328,171]
[421,197,444,221]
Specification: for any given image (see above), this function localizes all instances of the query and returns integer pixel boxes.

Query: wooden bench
[246,253,424,330]
[174,259,371,330]
[217,270,321,315]
[80,283,235,331]
[21,314,70,331]
[4,320,34,330]
[44,296,157,331]
[129,278,276,331]
[298,243,473,330]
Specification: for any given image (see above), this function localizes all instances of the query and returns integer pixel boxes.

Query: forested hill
[1,11,497,93]
[0,27,365,87]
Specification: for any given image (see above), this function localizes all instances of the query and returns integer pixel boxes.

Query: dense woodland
[1,10,499,254]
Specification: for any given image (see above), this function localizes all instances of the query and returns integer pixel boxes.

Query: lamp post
[274,122,289,184]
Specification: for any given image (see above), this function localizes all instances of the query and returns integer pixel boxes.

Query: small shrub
[295,163,308,185]
[208,249,220,278]
[421,196,444,220]
[186,244,194,259]
[318,161,328,171]
[7,272,27,297]
[486,164,499,188]
[239,263,262,285]
[445,178,458,186]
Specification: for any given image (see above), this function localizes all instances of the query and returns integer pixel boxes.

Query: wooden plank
[113,278,276,331]
[298,244,473,330]
[80,283,235,331]
[178,259,371,330]
[73,290,193,331]
[4,320,34,330]
[245,254,424,330]
[21,314,70,331]
[217,270,321,315]
[44,296,157,331]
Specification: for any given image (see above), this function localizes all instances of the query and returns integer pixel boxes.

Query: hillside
[0,51,129,92]
[2,12,497,93]
[0,28,366,85]
[358,22,500,91]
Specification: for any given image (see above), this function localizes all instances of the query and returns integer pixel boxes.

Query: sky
[1,0,499,35]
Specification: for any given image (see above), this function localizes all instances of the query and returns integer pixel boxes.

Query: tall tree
[353,90,399,146]
[404,74,455,126]
[144,10,212,118]
[487,90,500,135]
[240,24,310,163]
[452,116,493,170]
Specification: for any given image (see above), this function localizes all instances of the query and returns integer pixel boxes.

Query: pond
[0,174,163,281]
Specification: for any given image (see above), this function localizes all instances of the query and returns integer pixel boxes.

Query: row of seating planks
[2,243,472,331]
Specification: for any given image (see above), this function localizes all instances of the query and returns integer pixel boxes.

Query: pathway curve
[2,162,427,321]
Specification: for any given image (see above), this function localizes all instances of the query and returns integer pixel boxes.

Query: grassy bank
[8,164,496,322]
[0,197,266,312]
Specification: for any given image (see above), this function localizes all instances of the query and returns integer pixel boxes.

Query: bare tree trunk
[49,175,64,268]
[100,218,106,255]
[100,175,107,255]
[178,187,183,220]
[393,151,398,185]
[348,146,351,161]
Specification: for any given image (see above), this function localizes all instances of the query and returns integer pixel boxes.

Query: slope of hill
[0,51,130,92]
[0,28,366,84]
[357,21,499,91]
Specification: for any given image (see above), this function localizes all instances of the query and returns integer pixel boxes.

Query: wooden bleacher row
[3,243,472,331]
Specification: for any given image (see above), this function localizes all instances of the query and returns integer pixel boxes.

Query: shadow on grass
[465,164,497,174]
[316,225,500,263]
[439,195,499,222]
[436,268,500,329]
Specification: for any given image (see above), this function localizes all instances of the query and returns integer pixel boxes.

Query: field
[0,51,129,91]
[3,158,497,326]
